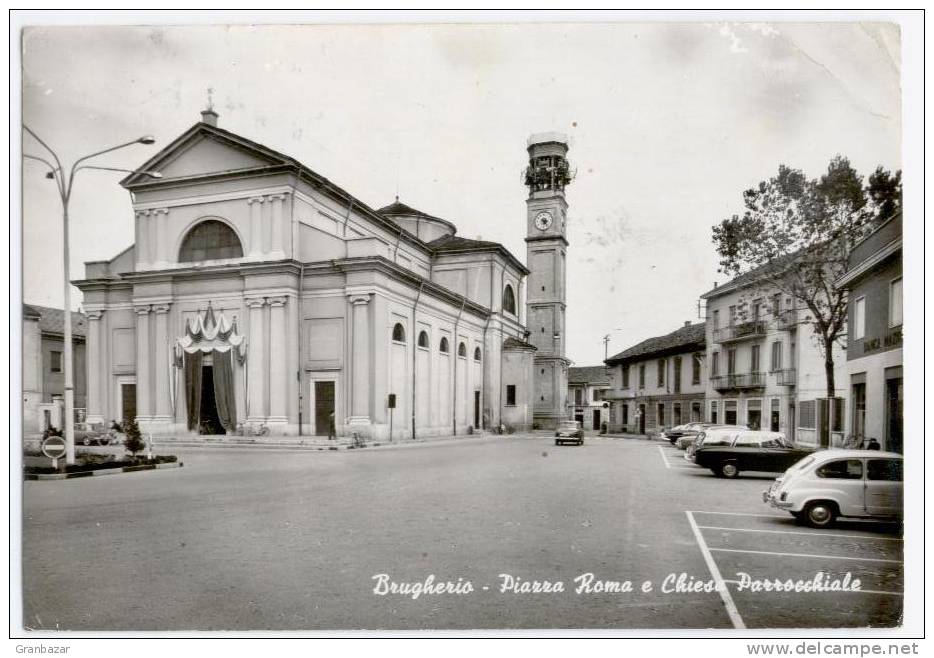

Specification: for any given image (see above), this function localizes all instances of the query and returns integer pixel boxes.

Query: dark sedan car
[693,431,816,478]
[662,423,704,444]
[555,420,584,446]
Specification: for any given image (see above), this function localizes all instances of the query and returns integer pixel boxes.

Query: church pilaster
[134,304,153,425]
[151,303,173,430]
[247,196,265,259]
[348,294,372,430]
[246,297,267,422]
[266,295,289,429]
[85,308,105,426]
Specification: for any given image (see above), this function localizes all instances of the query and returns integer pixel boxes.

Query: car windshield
[559,422,579,430]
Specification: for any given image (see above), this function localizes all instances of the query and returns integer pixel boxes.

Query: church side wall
[501,349,535,432]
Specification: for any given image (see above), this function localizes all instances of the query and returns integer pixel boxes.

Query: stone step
[150,435,353,449]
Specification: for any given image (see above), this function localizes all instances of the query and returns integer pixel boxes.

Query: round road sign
[41,435,67,460]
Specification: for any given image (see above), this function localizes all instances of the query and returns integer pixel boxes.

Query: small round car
[764,450,903,528]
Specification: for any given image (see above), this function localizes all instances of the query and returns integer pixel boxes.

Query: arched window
[474,347,482,362]
[503,284,516,315]
[392,323,406,342]
[417,330,429,348]
[458,342,467,358]
[178,220,243,262]
[439,336,450,353]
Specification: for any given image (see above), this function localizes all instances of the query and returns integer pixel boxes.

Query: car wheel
[719,462,740,479]
[82,437,91,446]
[803,501,837,528]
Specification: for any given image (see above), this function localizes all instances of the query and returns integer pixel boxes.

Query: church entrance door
[314,381,335,437]
[198,365,224,434]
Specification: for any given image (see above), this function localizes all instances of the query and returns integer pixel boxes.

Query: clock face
[534,211,553,231]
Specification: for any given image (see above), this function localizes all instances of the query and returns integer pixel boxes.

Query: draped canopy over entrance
[176,304,245,433]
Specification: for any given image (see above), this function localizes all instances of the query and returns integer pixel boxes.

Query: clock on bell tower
[524,132,573,429]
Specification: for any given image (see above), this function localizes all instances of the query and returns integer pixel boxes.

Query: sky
[19,20,902,366]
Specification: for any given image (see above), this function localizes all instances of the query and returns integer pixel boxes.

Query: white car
[683,425,748,461]
[763,450,903,528]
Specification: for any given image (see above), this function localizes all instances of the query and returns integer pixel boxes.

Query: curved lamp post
[23,125,159,465]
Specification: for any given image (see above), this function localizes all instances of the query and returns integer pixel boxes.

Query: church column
[85,308,105,425]
[266,295,288,430]
[152,208,170,268]
[267,193,286,258]
[152,303,172,430]
[348,294,371,428]
[247,196,265,259]
[134,304,152,425]
[246,297,266,422]
[149,210,159,267]
[135,211,150,269]
[518,277,526,327]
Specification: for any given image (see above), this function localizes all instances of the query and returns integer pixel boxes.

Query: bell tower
[524,133,573,429]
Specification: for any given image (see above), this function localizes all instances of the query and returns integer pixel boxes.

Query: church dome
[377,199,457,243]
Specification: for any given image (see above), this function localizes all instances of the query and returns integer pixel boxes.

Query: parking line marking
[658,446,672,469]
[685,511,746,629]
[689,510,791,519]
[697,525,903,542]
[721,580,902,596]
[708,548,902,564]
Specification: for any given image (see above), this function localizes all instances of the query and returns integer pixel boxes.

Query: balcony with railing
[776,308,798,331]
[712,320,767,344]
[711,372,766,391]
[774,368,796,386]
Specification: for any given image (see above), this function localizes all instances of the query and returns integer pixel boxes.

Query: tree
[867,166,902,221]
[123,417,146,458]
[712,156,900,400]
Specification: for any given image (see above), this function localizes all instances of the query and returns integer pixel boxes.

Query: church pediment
[155,135,277,179]
[121,123,293,188]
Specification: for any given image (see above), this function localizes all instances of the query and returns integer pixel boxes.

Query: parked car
[673,423,738,450]
[764,450,903,528]
[664,423,708,445]
[684,425,749,458]
[555,420,584,446]
[692,431,815,478]
[662,424,692,444]
[75,426,115,446]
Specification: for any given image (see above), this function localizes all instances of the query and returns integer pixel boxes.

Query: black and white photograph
[9,8,925,648]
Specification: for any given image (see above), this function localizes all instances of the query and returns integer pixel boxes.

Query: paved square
[22,436,902,630]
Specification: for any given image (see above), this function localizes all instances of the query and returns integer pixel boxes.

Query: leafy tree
[123,417,146,458]
[867,166,902,221]
[712,156,900,399]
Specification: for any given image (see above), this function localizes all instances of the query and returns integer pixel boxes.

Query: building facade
[700,270,846,447]
[524,133,573,429]
[604,322,707,435]
[835,213,903,453]
[75,110,556,440]
[567,366,611,431]
[22,304,88,434]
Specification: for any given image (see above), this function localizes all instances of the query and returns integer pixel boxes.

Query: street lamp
[603,327,623,362]
[23,125,158,465]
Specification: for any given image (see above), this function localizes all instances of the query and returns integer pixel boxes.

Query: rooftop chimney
[684,321,691,327]
[200,108,219,127]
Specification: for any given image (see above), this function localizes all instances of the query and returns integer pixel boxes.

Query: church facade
[76,111,572,439]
